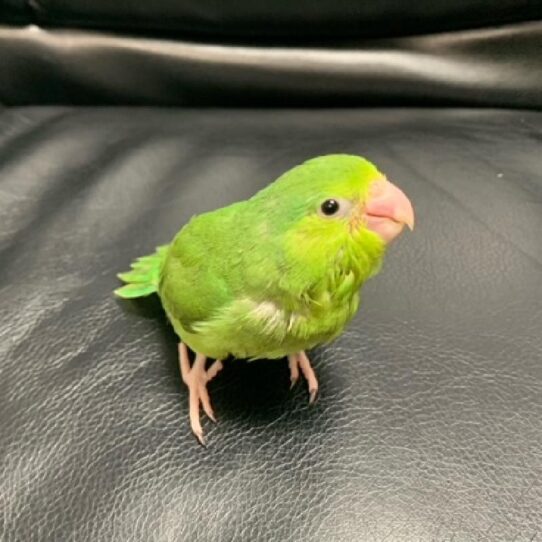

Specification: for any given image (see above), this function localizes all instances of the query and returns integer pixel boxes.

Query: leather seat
[1,1,541,540]
[1,107,541,540]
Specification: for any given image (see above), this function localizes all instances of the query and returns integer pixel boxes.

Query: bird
[115,154,415,444]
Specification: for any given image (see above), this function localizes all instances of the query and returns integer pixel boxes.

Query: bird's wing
[159,204,245,332]
[159,198,325,335]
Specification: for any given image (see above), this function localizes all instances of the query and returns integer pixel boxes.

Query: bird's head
[254,154,415,285]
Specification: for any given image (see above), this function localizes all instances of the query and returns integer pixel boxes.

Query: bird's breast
[249,288,359,345]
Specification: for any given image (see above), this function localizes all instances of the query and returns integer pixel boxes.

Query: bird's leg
[287,351,319,403]
[178,342,223,445]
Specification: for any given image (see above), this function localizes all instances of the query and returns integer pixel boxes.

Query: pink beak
[364,178,415,243]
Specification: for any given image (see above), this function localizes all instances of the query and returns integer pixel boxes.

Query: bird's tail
[114,245,169,299]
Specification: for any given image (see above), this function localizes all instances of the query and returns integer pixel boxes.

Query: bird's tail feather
[114,245,169,299]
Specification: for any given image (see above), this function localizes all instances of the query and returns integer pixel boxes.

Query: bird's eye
[320,199,340,215]
[318,198,352,218]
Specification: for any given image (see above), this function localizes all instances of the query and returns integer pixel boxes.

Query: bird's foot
[288,351,319,403]
[178,342,223,445]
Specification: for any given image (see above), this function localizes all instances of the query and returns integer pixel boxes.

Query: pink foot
[288,351,319,403]
[178,342,223,445]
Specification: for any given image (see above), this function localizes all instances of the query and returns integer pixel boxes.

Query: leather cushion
[0,107,541,540]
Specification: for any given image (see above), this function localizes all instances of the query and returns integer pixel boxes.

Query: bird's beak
[362,177,415,243]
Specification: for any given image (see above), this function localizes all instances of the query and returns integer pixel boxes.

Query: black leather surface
[2,0,542,39]
[0,107,541,541]
[1,21,542,108]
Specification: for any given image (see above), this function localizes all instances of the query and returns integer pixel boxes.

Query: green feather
[114,283,157,299]
[115,245,169,298]
[335,271,356,301]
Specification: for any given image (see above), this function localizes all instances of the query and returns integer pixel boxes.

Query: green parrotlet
[115,154,415,444]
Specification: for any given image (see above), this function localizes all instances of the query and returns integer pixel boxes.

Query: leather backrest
[0,0,541,107]
[2,0,541,39]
